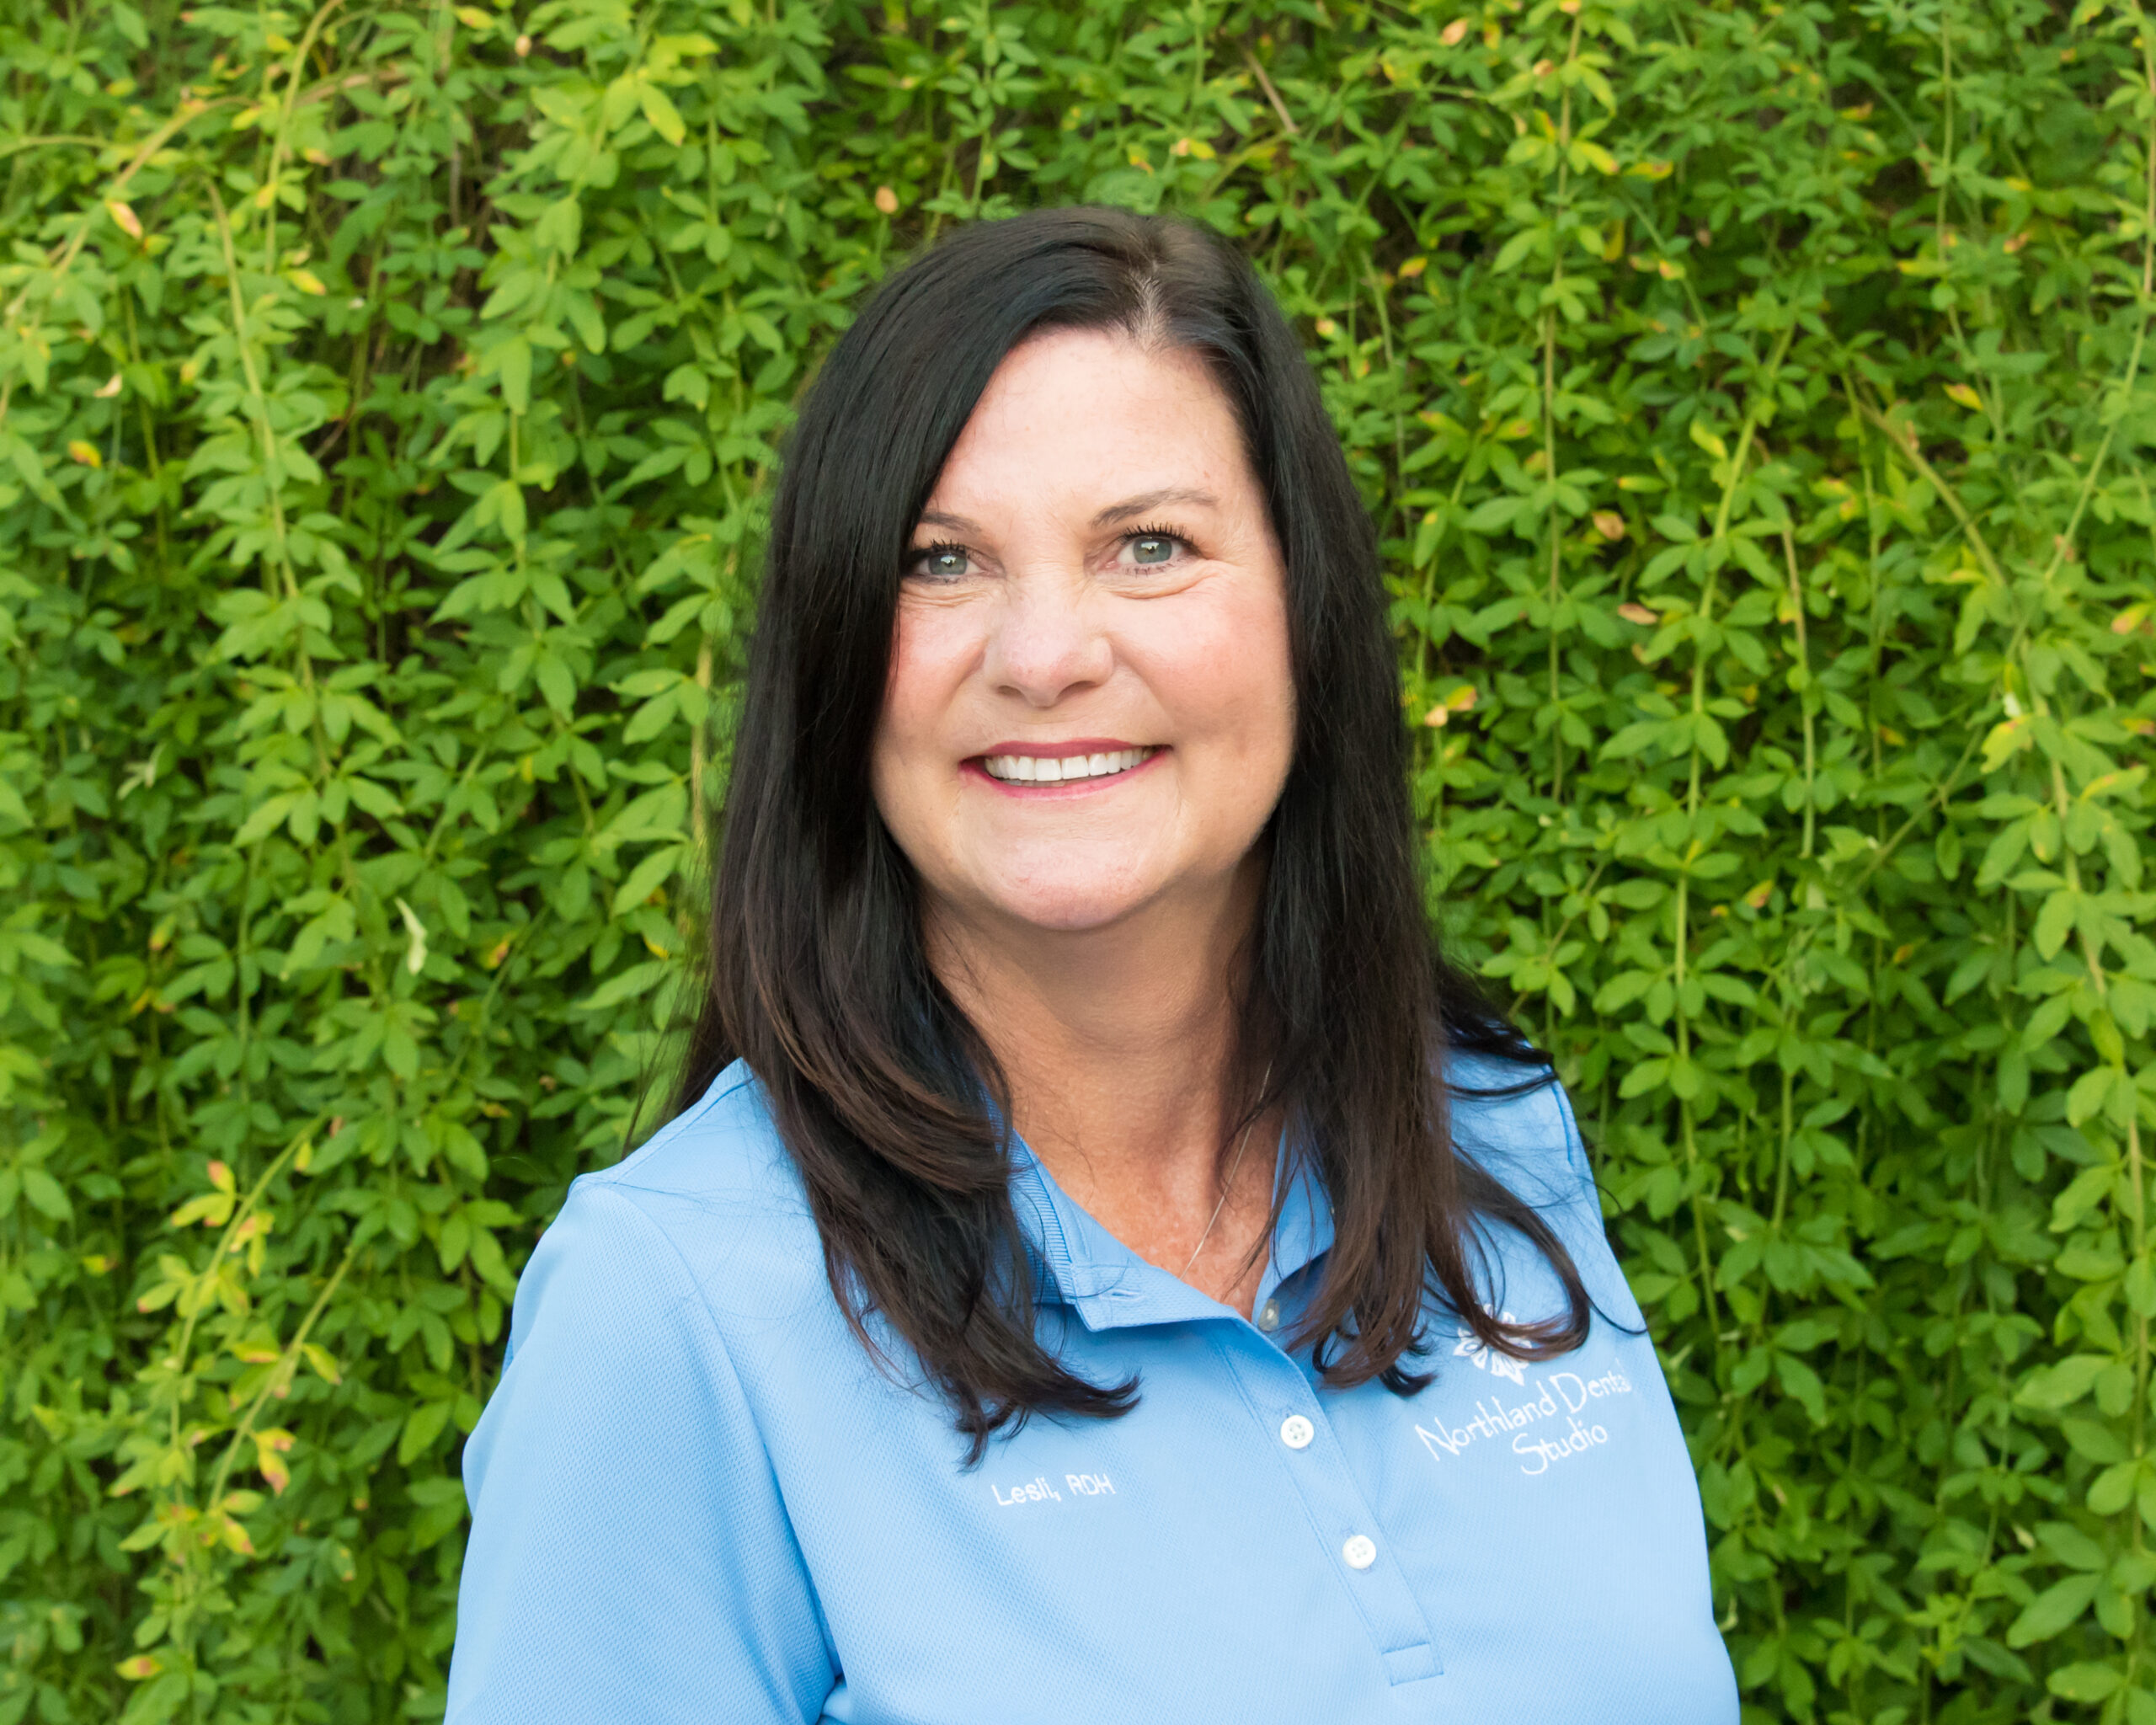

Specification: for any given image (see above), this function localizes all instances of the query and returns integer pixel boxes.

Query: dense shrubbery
[2,0,2153,1717]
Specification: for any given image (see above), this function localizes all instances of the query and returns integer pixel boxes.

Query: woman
[446,209,1737,1723]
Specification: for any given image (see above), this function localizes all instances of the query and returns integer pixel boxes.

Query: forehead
[926,328,1253,512]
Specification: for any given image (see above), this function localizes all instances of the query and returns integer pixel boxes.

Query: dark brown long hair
[670,207,1590,1458]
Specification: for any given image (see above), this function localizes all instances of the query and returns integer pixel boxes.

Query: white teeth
[980,747,1153,785]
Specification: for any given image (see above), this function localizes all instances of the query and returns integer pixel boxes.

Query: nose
[981,572,1113,709]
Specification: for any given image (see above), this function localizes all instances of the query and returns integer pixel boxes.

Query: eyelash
[1123,523,1193,558]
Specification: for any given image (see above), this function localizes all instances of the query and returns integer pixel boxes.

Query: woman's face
[871,328,1296,940]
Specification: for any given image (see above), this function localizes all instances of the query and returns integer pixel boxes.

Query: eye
[909,543,974,582]
[1120,526,1192,569]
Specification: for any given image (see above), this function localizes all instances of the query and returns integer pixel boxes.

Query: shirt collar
[1008,1131,1332,1332]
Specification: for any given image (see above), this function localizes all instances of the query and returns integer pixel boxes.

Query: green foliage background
[2,0,2153,1717]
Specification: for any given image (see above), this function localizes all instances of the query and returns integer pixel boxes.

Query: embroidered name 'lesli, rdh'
[991,1473,1117,1507]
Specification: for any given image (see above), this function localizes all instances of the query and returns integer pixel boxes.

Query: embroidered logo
[1415,1365,1637,1477]
[1454,1311,1528,1386]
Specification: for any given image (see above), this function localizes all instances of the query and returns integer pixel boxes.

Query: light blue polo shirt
[446,1056,1737,1723]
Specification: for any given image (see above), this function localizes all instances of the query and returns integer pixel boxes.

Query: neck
[922,857,1264,1196]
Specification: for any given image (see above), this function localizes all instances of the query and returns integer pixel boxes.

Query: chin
[963,852,1166,934]
[982,881,1155,934]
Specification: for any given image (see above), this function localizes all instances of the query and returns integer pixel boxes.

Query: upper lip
[972,740,1153,759]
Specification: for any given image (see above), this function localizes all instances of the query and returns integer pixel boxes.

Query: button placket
[1211,1333,1442,1684]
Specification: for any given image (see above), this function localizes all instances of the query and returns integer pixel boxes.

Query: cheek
[1139,586,1295,765]
[873,606,973,804]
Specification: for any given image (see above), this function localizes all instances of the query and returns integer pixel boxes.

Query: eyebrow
[910,487,1221,538]
[1091,487,1219,526]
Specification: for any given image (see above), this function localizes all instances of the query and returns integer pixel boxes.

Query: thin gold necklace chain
[1178,1061,1274,1282]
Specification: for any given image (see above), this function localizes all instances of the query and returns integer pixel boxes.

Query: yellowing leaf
[1981,713,2032,774]
[638,80,686,147]
[254,1429,295,1495]
[1945,382,1982,410]
[454,5,494,25]
[286,268,328,296]
[106,200,143,239]
[67,440,102,467]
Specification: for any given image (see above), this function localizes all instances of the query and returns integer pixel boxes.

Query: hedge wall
[3,0,2153,1718]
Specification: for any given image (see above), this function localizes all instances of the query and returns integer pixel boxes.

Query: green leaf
[2008,1573,2101,1647]
[2048,1662,2125,1702]
[496,338,533,413]
[20,1168,72,1223]
[2017,1354,2110,1410]
[398,1401,452,1466]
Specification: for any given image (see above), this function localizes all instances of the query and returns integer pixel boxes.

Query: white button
[1342,1534,1378,1570]
[1279,1414,1315,1450]
[1257,1299,1281,1332]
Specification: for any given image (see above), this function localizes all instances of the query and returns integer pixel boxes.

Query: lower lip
[962,750,1166,796]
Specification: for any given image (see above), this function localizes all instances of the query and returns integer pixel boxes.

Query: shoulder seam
[579,1065,760,1193]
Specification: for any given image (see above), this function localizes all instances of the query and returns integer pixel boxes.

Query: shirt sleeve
[446,1179,834,1725]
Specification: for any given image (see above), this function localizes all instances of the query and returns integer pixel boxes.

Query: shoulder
[579,1058,807,1215]
[1442,1047,1592,1213]
[510,1061,829,1363]
[1440,1048,1640,1321]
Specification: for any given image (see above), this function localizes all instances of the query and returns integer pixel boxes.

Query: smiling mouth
[977,746,1159,785]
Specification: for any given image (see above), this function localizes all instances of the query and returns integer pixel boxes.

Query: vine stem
[202,1246,356,1516]
[1674,318,1797,1349]
[164,1119,327,1446]
[259,0,350,275]
[1542,10,1586,804]
[1779,526,1817,859]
